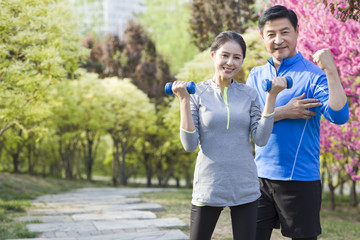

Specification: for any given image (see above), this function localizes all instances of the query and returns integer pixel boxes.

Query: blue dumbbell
[262,76,293,92]
[165,81,196,96]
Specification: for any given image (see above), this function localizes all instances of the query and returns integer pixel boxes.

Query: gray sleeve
[249,95,274,147]
[179,96,200,152]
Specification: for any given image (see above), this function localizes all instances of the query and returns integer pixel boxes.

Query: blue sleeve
[313,74,349,125]
[246,70,255,87]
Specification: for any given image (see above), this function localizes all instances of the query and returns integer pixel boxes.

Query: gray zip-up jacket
[180,79,274,207]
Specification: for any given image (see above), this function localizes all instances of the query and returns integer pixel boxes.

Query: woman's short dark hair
[210,31,246,59]
[258,5,298,32]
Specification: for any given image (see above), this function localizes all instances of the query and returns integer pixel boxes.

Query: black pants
[190,200,258,240]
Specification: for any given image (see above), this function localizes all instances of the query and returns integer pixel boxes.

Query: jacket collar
[267,51,303,68]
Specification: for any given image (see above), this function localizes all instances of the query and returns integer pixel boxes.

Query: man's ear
[260,31,265,40]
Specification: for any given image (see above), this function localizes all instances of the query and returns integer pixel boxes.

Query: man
[246,5,349,240]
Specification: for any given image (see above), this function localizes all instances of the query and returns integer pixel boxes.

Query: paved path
[10,188,189,240]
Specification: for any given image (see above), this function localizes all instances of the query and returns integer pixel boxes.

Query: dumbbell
[261,76,293,92]
[165,81,196,96]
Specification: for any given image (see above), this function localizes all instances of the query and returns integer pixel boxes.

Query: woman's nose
[226,57,234,65]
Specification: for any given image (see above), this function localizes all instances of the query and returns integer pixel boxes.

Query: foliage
[175,28,269,85]
[188,0,258,51]
[0,0,89,136]
[82,20,174,103]
[47,70,112,180]
[139,0,200,74]
[323,0,360,22]
[101,77,156,185]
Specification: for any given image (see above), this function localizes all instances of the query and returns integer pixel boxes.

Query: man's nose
[274,34,284,45]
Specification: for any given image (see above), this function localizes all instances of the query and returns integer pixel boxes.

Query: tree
[82,20,175,103]
[0,0,89,136]
[139,0,199,73]
[189,0,258,51]
[74,70,111,180]
[47,80,84,179]
[102,77,156,186]
[324,0,360,22]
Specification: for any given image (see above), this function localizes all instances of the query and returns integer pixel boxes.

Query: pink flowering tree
[271,0,360,208]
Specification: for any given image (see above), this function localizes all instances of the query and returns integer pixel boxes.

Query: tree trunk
[27,141,35,175]
[85,138,94,181]
[328,182,336,211]
[350,180,358,207]
[143,143,153,187]
[175,177,180,188]
[112,140,120,186]
[146,167,152,187]
[64,154,73,179]
[59,139,76,180]
[12,130,23,173]
[120,146,127,186]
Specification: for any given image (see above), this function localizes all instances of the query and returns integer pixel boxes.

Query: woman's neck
[213,76,232,94]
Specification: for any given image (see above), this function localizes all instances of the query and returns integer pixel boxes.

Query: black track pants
[190,200,258,240]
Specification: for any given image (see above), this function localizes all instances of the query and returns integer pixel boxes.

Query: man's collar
[267,51,303,67]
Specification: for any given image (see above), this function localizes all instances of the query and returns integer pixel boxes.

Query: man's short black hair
[258,5,298,32]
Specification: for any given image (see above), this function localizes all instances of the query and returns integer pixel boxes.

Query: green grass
[320,193,360,240]
[0,172,111,240]
[140,189,360,240]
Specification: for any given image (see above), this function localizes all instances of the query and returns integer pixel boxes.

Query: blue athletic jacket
[246,52,349,181]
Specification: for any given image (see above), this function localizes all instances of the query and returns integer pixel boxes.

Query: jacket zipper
[223,87,230,129]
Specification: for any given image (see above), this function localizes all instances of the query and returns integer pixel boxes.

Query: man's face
[261,17,299,64]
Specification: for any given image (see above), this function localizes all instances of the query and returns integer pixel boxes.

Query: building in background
[71,0,145,36]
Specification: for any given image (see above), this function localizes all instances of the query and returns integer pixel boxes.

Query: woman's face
[211,40,244,81]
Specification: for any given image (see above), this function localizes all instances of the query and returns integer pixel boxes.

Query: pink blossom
[345,164,353,174]
[352,175,360,181]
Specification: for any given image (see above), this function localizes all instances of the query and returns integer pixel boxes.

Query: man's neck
[273,59,281,72]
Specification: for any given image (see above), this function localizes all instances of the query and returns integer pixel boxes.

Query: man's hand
[313,48,347,111]
[313,49,337,74]
[275,93,322,121]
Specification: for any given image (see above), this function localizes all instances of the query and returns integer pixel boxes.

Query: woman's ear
[210,51,215,60]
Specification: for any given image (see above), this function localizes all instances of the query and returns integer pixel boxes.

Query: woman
[172,31,287,240]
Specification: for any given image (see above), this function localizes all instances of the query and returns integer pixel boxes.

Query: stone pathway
[9,188,189,240]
